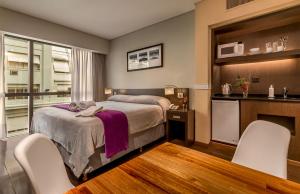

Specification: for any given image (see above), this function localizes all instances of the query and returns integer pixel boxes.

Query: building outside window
[4,36,72,137]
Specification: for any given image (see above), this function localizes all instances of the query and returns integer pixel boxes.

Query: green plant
[233,75,250,92]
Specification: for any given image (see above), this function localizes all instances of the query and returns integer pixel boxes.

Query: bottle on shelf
[268,84,275,98]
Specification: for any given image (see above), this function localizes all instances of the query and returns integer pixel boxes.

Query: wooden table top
[66,142,300,194]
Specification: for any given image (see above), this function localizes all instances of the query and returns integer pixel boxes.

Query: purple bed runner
[95,110,128,158]
[53,104,128,158]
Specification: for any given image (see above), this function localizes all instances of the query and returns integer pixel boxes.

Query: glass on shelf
[277,41,284,52]
[265,42,272,53]
[280,35,288,51]
[272,41,278,52]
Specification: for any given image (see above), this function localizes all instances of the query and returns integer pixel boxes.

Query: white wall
[0,7,109,54]
[106,11,195,89]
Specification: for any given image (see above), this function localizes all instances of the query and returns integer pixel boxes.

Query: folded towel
[75,106,103,117]
[69,101,96,111]
[78,101,96,110]
[69,102,79,112]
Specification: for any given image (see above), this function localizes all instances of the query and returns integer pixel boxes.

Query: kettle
[221,83,232,96]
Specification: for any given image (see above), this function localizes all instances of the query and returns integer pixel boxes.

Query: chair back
[14,134,73,194]
[232,120,290,179]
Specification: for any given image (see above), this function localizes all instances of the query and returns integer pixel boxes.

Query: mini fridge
[212,100,240,145]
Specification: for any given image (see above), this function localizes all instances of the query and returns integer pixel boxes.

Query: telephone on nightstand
[169,104,179,110]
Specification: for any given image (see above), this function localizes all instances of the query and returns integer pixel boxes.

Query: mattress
[31,100,166,177]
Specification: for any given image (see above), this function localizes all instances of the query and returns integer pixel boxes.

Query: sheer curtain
[0,33,6,139]
[71,48,93,102]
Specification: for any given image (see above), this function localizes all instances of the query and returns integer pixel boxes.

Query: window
[34,55,41,70]
[53,61,70,73]
[7,88,15,100]
[33,85,40,99]
[7,61,27,70]
[7,52,28,63]
[4,35,72,137]
[16,88,27,99]
[10,70,18,75]
[57,86,71,98]
[6,53,40,71]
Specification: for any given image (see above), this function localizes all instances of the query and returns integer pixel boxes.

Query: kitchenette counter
[212,94,300,102]
[212,93,300,161]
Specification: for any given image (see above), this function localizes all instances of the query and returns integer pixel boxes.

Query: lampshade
[104,88,112,95]
[164,87,175,95]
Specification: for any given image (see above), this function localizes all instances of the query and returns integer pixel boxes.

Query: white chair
[14,133,74,194]
[232,120,290,179]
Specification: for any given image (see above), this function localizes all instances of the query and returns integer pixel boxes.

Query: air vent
[227,0,254,9]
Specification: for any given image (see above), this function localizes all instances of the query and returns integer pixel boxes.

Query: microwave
[218,42,244,58]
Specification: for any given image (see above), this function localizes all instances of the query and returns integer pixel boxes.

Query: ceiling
[0,0,200,40]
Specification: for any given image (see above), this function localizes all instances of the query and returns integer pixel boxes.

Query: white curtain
[70,48,93,102]
[0,33,6,139]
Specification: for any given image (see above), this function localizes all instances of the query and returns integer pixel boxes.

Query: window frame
[4,34,72,136]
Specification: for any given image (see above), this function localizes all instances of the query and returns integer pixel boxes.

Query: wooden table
[66,142,300,194]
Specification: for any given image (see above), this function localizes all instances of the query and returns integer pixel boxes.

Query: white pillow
[108,95,171,110]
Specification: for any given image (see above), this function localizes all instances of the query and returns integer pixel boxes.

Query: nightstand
[166,109,195,146]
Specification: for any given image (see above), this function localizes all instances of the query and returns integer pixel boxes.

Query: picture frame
[127,43,163,72]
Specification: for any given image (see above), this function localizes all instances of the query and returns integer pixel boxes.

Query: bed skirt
[56,123,165,177]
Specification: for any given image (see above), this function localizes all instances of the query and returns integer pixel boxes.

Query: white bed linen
[31,101,164,177]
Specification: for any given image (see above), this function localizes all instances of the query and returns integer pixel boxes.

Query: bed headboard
[108,88,189,109]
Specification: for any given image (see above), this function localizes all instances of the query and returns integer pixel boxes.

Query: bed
[31,94,171,178]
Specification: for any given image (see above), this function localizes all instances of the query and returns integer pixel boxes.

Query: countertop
[212,94,300,102]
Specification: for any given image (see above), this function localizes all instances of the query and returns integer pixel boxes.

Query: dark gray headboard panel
[110,88,189,109]
[114,88,165,96]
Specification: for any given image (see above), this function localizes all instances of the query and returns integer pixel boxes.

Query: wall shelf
[211,5,300,95]
[215,49,300,65]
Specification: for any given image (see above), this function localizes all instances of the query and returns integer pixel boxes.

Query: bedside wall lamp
[164,85,176,95]
[165,85,185,99]
[164,87,175,95]
[104,88,112,95]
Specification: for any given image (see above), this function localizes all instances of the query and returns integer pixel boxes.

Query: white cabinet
[212,100,240,145]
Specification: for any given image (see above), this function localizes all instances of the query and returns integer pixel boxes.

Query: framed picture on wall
[127,43,163,72]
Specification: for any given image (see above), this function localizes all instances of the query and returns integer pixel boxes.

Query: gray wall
[106,11,195,89]
[0,7,109,54]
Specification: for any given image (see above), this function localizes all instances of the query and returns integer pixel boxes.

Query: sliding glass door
[4,35,71,137]
[4,36,30,137]
[32,42,71,112]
